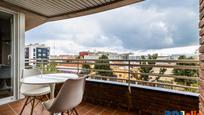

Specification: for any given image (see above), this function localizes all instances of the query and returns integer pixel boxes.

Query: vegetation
[41,61,58,74]
[139,54,157,81]
[173,55,198,86]
[139,54,166,81]
[80,63,91,74]
[131,69,139,79]
[152,68,167,82]
[94,55,113,77]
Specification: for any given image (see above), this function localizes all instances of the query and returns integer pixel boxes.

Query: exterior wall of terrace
[55,80,199,115]
[200,0,204,114]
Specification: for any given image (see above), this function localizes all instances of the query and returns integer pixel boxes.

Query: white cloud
[43,38,198,56]
[43,38,124,55]
[26,0,198,55]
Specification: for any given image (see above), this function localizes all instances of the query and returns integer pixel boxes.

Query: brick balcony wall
[200,0,204,114]
[83,80,199,115]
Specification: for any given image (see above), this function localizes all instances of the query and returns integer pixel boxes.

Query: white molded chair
[20,68,51,115]
[42,77,86,115]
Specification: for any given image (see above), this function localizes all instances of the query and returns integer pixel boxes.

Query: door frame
[0,6,25,104]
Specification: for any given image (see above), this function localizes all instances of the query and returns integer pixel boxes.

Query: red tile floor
[0,99,138,115]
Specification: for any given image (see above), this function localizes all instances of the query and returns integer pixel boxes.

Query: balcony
[0,0,201,114]
[1,99,136,115]
[22,58,200,114]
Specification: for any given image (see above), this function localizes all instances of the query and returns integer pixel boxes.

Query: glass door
[0,11,13,99]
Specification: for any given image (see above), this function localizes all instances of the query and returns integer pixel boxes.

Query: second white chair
[20,68,51,115]
[42,77,86,115]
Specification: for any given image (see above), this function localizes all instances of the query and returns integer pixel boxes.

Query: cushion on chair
[21,86,50,96]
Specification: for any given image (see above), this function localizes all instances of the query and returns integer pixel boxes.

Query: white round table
[20,73,79,99]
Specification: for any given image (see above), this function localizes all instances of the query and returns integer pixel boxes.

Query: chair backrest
[22,68,42,78]
[48,77,86,113]
[20,68,47,93]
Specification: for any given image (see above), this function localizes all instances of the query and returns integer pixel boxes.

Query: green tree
[139,54,166,81]
[44,61,58,73]
[152,68,167,82]
[80,63,91,74]
[139,54,158,81]
[173,55,198,86]
[94,55,113,76]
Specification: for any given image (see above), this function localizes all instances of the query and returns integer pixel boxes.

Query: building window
[33,53,35,56]
[119,74,122,77]
[43,54,46,56]
[38,49,41,52]
[38,54,41,56]
[33,49,36,52]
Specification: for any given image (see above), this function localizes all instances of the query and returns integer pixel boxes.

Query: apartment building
[25,43,50,66]
[25,43,50,60]
[82,51,131,60]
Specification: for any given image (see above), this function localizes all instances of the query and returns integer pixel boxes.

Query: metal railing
[25,58,199,93]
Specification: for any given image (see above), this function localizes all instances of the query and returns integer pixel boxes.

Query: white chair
[20,68,51,115]
[42,77,86,115]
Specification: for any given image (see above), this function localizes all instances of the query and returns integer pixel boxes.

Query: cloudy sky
[25,0,199,55]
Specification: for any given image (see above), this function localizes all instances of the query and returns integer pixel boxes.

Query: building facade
[25,43,50,66]
[25,43,50,60]
[82,51,131,60]
[50,55,77,60]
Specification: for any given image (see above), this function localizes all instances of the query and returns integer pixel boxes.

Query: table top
[20,73,79,85]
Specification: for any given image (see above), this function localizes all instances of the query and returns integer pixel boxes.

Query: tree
[80,63,91,74]
[173,55,198,86]
[42,60,58,74]
[152,68,167,82]
[139,54,166,81]
[94,55,113,77]
[139,54,158,81]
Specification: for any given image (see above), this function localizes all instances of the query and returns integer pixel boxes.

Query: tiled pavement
[0,99,138,115]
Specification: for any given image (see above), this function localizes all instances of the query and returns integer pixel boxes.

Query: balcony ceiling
[0,0,143,30]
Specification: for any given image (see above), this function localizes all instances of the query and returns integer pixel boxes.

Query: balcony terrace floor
[0,98,137,115]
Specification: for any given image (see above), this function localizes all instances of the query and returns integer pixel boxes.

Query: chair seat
[21,86,50,96]
[42,98,55,110]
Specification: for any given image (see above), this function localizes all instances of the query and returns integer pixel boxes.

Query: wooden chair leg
[30,97,35,115]
[67,111,70,115]
[20,97,30,115]
[45,94,49,100]
[61,112,64,115]
[73,108,79,115]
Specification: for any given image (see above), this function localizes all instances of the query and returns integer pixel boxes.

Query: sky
[25,0,199,56]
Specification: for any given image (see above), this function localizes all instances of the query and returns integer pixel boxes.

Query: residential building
[83,51,131,60]
[25,43,50,60]
[50,55,77,60]
[56,64,82,74]
[79,51,90,58]
[25,43,50,65]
